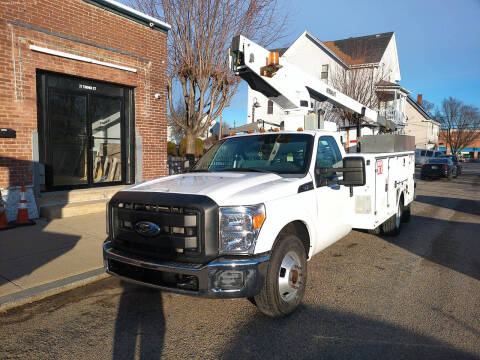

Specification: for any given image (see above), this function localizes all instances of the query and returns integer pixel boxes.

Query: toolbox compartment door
[375,157,390,221]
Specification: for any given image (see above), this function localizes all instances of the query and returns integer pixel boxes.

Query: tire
[368,226,382,235]
[401,203,411,223]
[382,200,402,236]
[253,234,307,317]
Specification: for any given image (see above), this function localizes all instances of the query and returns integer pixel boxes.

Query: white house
[247,31,408,131]
[405,95,439,149]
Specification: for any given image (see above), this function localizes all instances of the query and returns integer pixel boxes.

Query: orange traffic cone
[14,185,35,226]
[0,190,15,230]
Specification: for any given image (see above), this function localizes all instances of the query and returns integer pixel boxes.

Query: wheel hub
[278,251,303,302]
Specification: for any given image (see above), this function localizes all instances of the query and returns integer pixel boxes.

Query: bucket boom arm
[229,35,378,124]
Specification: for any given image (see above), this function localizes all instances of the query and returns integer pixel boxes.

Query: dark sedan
[440,154,461,177]
[421,158,454,180]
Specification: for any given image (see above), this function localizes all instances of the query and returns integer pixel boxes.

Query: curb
[0,268,109,312]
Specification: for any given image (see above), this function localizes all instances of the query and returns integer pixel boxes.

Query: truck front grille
[111,202,201,259]
[108,191,219,264]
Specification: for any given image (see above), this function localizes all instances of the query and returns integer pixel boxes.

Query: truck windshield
[193,133,314,175]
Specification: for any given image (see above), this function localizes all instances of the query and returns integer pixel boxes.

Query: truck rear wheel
[253,234,307,317]
[401,203,411,223]
[382,200,402,236]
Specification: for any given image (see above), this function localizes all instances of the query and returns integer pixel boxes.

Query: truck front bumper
[103,241,269,299]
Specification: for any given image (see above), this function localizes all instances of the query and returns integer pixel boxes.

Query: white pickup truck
[103,130,415,317]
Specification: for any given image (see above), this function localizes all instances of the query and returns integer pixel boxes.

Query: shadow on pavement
[0,220,80,290]
[222,304,477,359]
[381,215,480,281]
[0,156,82,292]
[113,282,165,359]
[415,195,480,216]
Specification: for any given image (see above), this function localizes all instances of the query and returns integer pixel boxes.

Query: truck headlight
[219,204,266,254]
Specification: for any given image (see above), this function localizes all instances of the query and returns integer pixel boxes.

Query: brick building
[0,0,169,219]
[438,131,480,160]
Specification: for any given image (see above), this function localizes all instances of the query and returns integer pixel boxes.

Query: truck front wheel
[253,234,307,317]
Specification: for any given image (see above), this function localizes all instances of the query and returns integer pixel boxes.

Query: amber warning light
[261,51,282,78]
[268,51,279,66]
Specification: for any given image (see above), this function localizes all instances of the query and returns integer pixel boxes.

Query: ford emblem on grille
[135,221,161,237]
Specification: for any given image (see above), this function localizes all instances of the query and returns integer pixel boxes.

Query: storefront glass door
[37,72,134,191]
[48,90,89,187]
[90,96,123,184]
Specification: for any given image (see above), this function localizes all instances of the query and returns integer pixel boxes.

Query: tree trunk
[185,133,196,156]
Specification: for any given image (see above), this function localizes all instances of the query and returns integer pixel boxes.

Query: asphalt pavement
[1,163,479,359]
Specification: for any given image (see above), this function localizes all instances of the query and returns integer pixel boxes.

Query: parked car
[440,154,461,177]
[421,158,455,180]
[415,149,444,166]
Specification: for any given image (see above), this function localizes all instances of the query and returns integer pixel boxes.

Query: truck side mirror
[316,156,366,188]
[340,157,366,187]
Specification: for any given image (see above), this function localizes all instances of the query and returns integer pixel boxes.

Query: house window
[321,64,329,80]
[267,100,273,114]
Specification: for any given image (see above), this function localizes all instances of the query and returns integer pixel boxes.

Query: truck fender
[254,195,316,257]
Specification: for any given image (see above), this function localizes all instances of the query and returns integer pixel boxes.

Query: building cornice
[83,0,171,33]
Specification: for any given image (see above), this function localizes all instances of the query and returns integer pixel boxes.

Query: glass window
[267,100,273,115]
[428,158,448,164]
[426,150,433,157]
[321,64,329,80]
[315,136,342,181]
[420,150,426,156]
[193,133,314,175]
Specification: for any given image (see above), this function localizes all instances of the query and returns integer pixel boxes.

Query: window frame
[314,135,343,186]
[267,100,273,115]
[321,64,329,80]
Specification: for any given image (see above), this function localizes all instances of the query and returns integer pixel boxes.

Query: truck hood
[123,172,311,206]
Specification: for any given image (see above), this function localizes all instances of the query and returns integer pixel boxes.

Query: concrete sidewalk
[0,212,108,311]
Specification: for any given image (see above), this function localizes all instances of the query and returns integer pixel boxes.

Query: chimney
[417,94,423,105]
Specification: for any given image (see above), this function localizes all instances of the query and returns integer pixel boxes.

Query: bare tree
[167,115,185,144]
[329,64,389,126]
[437,97,480,155]
[324,41,390,126]
[167,99,186,143]
[420,99,435,115]
[134,0,288,155]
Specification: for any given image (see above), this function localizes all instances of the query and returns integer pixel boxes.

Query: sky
[221,0,480,126]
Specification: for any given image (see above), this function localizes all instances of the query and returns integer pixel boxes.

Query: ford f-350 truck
[104,130,414,317]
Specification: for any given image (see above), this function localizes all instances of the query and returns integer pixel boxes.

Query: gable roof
[406,95,438,123]
[323,32,394,65]
[273,31,395,68]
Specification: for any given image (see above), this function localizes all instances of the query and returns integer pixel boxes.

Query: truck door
[313,136,351,250]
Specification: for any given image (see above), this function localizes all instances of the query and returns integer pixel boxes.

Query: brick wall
[0,0,168,188]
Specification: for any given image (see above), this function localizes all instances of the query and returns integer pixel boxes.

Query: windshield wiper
[218,168,276,174]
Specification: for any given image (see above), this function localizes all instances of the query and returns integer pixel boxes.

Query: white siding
[378,34,401,83]
[405,100,439,149]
